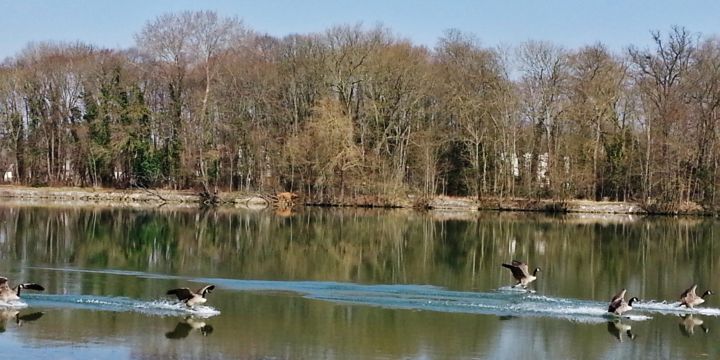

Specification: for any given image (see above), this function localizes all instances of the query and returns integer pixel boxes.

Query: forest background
[1,11,718,211]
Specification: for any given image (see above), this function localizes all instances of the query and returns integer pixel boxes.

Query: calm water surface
[0,205,718,359]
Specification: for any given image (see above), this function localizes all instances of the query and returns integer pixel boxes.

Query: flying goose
[679,284,713,308]
[167,284,216,308]
[0,276,45,302]
[501,260,541,288]
[607,320,635,342]
[607,288,639,316]
[678,314,708,336]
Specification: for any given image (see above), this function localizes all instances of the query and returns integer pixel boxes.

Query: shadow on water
[0,310,44,333]
[165,317,214,340]
[606,320,636,342]
[678,314,710,337]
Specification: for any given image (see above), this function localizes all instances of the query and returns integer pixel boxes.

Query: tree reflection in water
[0,205,719,359]
[1,206,718,300]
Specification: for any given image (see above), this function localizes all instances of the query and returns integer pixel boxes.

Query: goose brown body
[501,260,541,288]
[167,284,216,307]
[607,288,639,316]
[680,284,713,308]
[0,277,45,302]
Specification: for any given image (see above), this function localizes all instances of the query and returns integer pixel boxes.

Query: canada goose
[609,288,626,306]
[501,260,541,288]
[607,320,635,342]
[167,284,216,308]
[678,314,708,337]
[0,276,45,302]
[608,288,639,316]
[680,284,713,308]
[165,316,214,339]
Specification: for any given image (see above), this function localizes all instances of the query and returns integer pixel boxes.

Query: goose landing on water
[167,285,216,308]
[608,289,639,316]
[680,284,713,308]
[0,277,45,302]
[501,260,541,288]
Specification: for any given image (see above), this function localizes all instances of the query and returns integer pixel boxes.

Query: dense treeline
[0,11,719,208]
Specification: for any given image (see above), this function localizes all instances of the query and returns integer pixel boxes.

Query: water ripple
[27,266,720,322]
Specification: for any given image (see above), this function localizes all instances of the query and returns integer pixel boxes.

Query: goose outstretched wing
[167,288,194,301]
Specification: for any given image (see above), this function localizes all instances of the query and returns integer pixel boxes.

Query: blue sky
[1,0,719,59]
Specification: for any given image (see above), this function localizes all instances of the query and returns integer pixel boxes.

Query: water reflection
[678,314,709,336]
[2,205,719,302]
[0,310,43,333]
[606,320,635,342]
[165,317,214,339]
[0,205,719,359]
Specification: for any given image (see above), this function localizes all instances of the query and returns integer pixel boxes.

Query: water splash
[28,266,719,322]
[21,294,220,318]
[496,286,536,294]
[0,300,28,309]
[634,300,720,317]
[188,278,648,324]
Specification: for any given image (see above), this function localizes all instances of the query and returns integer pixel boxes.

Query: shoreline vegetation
[1,185,716,217]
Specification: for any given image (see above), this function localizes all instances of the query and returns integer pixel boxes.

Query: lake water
[0,205,718,359]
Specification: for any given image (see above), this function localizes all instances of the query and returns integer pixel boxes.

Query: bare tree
[136,10,244,193]
[685,37,720,205]
[629,26,695,202]
[567,44,627,199]
[0,65,25,182]
[517,40,569,196]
